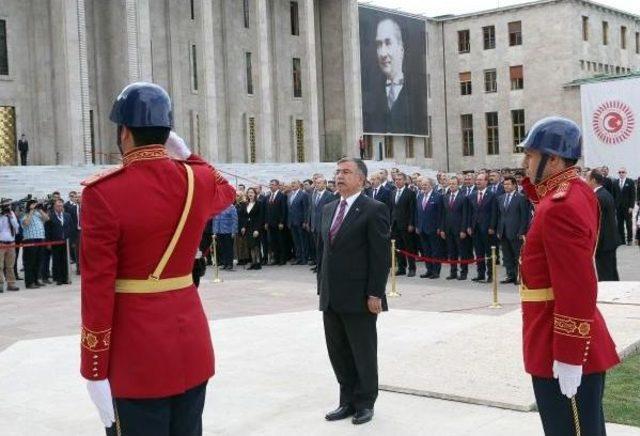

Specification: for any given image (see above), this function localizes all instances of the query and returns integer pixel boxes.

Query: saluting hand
[367,296,383,314]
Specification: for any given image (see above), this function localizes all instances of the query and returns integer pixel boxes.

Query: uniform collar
[534,166,580,199]
[122,145,169,167]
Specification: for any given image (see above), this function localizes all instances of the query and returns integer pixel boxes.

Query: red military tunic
[79,145,236,398]
[519,167,619,378]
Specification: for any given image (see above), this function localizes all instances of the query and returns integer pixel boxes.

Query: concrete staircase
[1,161,432,200]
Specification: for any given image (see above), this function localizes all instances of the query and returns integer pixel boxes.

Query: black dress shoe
[7,286,19,291]
[407,270,416,277]
[471,276,485,282]
[395,270,406,276]
[445,274,457,280]
[26,284,38,289]
[352,408,374,425]
[500,278,515,284]
[485,277,493,283]
[429,274,440,279]
[325,405,355,421]
[457,274,467,281]
[420,272,432,279]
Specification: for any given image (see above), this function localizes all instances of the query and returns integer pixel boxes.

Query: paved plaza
[0,246,639,435]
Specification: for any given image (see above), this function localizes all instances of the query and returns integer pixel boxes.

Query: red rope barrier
[0,240,67,249]
[396,249,487,265]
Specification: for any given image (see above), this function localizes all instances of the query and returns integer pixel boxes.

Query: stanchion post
[387,239,401,297]
[65,239,72,284]
[212,235,223,284]
[490,245,501,309]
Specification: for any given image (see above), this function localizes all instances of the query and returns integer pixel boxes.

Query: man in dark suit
[46,199,72,285]
[64,191,81,270]
[588,169,620,281]
[257,185,270,264]
[467,173,498,283]
[439,177,470,280]
[287,180,310,265]
[613,167,636,245]
[496,176,529,284]
[601,166,614,195]
[17,134,28,166]
[415,178,443,279]
[318,157,390,426]
[367,173,392,215]
[309,177,336,271]
[461,173,476,197]
[265,179,288,265]
[391,172,417,277]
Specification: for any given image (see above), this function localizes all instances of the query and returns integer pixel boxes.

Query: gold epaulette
[81,166,124,187]
[551,181,573,201]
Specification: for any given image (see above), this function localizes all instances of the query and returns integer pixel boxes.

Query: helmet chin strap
[116,125,124,156]
[534,154,550,184]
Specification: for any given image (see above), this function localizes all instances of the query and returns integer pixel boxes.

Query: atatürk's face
[376,20,404,80]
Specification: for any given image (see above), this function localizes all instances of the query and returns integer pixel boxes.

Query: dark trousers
[616,208,633,243]
[217,234,234,268]
[500,237,522,280]
[51,241,68,283]
[392,225,416,272]
[305,229,316,262]
[107,382,207,436]
[260,228,269,263]
[359,148,365,159]
[418,232,441,275]
[323,307,378,410]
[22,239,43,286]
[595,249,619,281]
[20,151,27,166]
[40,246,51,280]
[532,373,606,436]
[268,225,286,263]
[290,225,308,262]
[445,231,469,276]
[472,229,491,279]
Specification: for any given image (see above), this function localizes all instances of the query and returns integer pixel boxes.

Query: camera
[1,205,10,214]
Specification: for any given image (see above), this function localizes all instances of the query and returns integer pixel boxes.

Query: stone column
[256,0,275,162]
[304,0,320,162]
[200,0,220,162]
[76,0,92,163]
[341,0,362,158]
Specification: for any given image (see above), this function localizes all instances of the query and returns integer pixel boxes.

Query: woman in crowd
[235,192,251,266]
[240,187,264,270]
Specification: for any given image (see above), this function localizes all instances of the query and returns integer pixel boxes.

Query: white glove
[553,360,582,398]
[165,131,191,160]
[87,379,115,427]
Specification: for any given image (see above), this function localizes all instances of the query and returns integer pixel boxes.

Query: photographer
[21,199,49,289]
[0,199,20,292]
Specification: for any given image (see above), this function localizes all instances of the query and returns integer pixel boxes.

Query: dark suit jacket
[18,139,28,153]
[238,201,264,234]
[64,201,80,238]
[310,190,337,233]
[613,178,636,210]
[383,181,396,192]
[362,75,428,135]
[467,190,497,232]
[47,212,73,241]
[287,190,309,227]
[595,187,620,252]
[317,194,390,313]
[461,185,476,197]
[265,191,287,227]
[602,177,614,195]
[488,183,505,196]
[368,185,393,215]
[440,190,468,234]
[415,191,443,235]
[496,192,529,240]
[391,187,416,230]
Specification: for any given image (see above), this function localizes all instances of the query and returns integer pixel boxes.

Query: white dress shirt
[331,191,362,228]
[0,212,19,242]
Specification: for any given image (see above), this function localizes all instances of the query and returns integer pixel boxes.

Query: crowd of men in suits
[0,191,81,292]
[213,164,638,286]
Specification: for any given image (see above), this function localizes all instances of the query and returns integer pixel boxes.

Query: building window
[486,112,499,155]
[427,73,431,99]
[512,109,525,152]
[246,52,253,95]
[248,116,256,163]
[290,1,299,36]
[510,65,523,90]
[459,72,472,95]
[461,114,474,156]
[0,20,7,76]
[405,136,414,159]
[89,110,96,164]
[295,119,305,162]
[190,0,195,20]
[582,16,589,41]
[425,116,433,158]
[621,26,627,49]
[384,136,394,158]
[191,111,201,154]
[483,25,495,50]
[484,69,497,93]
[292,57,302,97]
[190,44,198,92]
[458,30,470,53]
[602,21,608,45]
[636,32,640,54]
[508,21,522,46]
[243,0,250,29]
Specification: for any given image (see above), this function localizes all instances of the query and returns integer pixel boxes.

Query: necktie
[314,192,320,206]
[478,192,483,205]
[504,193,511,209]
[270,192,275,203]
[373,188,378,199]
[395,189,401,204]
[422,195,428,209]
[387,84,396,110]
[329,200,348,242]
[449,194,454,208]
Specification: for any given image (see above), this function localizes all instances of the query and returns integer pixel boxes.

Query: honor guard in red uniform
[80,82,236,435]
[519,117,620,436]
